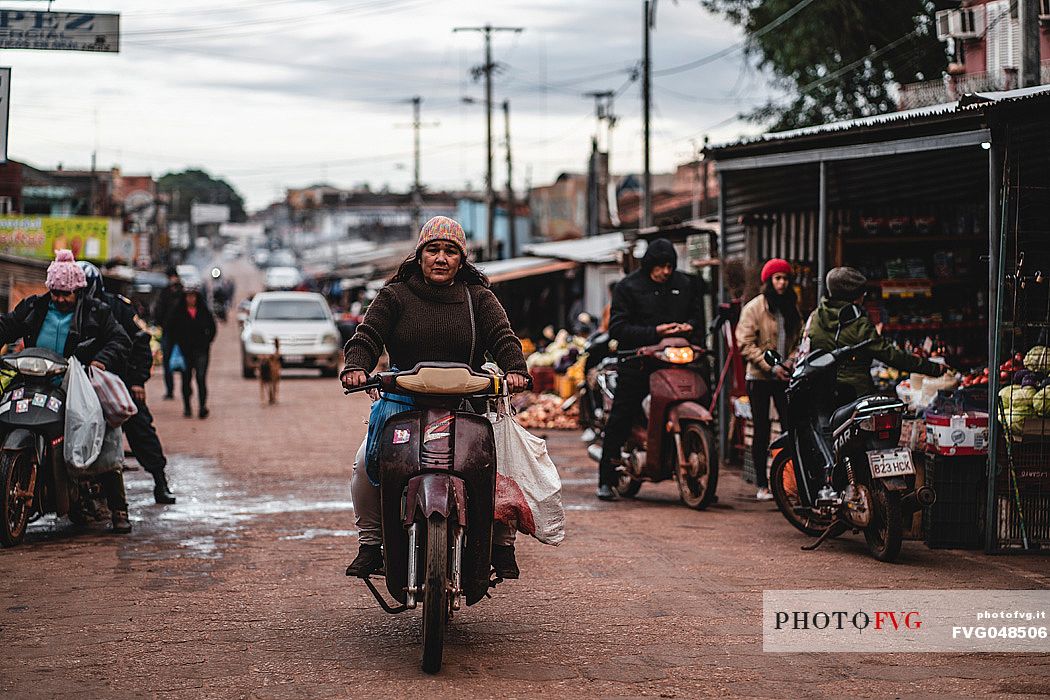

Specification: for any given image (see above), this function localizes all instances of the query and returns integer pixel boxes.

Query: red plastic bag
[89,366,138,428]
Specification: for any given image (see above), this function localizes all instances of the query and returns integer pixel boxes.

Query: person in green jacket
[804,266,945,403]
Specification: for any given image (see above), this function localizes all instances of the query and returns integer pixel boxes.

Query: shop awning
[522,232,626,264]
[477,256,578,284]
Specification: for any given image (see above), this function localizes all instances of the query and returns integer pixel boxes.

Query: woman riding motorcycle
[340,216,530,579]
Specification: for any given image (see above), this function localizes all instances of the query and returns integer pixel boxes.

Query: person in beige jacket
[735,259,802,500]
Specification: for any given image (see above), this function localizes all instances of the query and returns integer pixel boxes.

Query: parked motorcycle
[561,330,614,441]
[0,348,86,547]
[763,342,936,562]
[344,362,524,674]
[585,337,718,509]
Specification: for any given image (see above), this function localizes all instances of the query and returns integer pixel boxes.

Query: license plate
[282,354,304,364]
[867,448,915,478]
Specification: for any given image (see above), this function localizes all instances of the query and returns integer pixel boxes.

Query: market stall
[708,85,1050,552]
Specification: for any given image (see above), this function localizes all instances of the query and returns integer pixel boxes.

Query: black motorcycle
[0,347,87,547]
[763,341,935,562]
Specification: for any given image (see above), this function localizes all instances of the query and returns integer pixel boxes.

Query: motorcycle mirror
[764,349,783,368]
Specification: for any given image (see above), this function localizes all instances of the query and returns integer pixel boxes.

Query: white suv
[240,292,343,378]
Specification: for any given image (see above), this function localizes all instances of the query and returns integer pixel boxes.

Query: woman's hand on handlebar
[505,372,529,394]
[340,369,369,392]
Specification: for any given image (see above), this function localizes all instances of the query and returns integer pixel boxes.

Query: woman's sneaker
[345,544,384,577]
[756,487,774,502]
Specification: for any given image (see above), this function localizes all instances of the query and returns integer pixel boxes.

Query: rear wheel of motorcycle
[676,423,718,510]
[770,458,830,537]
[1,449,35,547]
[420,514,450,674]
[864,480,903,563]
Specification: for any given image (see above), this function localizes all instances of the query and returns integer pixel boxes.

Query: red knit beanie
[760,258,792,283]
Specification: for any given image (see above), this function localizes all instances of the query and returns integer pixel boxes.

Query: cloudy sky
[9,0,780,210]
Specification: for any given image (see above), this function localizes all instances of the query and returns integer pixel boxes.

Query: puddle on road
[25,455,358,561]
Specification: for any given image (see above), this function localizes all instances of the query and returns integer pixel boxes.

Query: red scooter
[344,362,521,674]
[586,337,718,509]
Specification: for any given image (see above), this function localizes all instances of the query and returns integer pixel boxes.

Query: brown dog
[259,338,281,405]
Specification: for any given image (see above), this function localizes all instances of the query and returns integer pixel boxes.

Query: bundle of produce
[514,393,580,430]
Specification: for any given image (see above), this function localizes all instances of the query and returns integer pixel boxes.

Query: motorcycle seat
[830,396,903,432]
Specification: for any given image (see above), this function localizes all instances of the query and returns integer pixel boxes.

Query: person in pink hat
[735,258,801,501]
[0,249,133,532]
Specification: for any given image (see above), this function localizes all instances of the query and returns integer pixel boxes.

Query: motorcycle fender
[879,475,909,492]
[667,402,713,431]
[2,428,36,452]
[403,473,468,528]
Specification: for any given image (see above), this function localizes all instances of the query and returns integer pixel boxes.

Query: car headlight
[321,332,340,346]
[250,332,266,344]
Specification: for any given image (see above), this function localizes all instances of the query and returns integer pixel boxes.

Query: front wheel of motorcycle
[863,480,903,563]
[420,514,450,674]
[1,448,36,547]
[770,458,831,537]
[676,423,718,510]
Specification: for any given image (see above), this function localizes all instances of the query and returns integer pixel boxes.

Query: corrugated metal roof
[522,232,626,264]
[476,256,577,284]
[709,85,1050,154]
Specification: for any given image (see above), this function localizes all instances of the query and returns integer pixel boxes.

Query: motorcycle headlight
[6,356,58,376]
[660,347,695,364]
[250,332,266,344]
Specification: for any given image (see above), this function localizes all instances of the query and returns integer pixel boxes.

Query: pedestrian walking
[153,266,183,401]
[165,281,216,419]
[735,258,802,501]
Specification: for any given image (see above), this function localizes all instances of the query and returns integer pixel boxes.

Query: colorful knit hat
[46,249,87,292]
[415,216,467,257]
[761,258,792,283]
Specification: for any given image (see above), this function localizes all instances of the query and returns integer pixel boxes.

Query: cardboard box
[925,411,989,456]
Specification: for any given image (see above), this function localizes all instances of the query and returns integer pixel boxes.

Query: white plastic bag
[488,400,566,546]
[88,366,137,428]
[83,427,124,476]
[63,357,106,470]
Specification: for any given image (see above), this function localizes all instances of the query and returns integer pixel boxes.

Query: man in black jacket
[80,263,176,505]
[0,250,133,531]
[597,238,704,500]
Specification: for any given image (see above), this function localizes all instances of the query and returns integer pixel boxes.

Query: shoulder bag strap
[465,283,476,367]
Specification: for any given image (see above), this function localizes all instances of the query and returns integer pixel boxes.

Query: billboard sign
[0,11,120,52]
[190,202,230,225]
[0,216,109,261]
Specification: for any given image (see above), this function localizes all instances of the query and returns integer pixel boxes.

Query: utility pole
[453,23,523,260]
[397,96,438,234]
[642,0,655,229]
[502,99,516,257]
[585,91,617,237]
[1019,0,1041,88]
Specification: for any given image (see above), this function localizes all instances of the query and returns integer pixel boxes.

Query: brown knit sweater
[342,274,528,377]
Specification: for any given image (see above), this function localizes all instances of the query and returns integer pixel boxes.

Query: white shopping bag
[64,357,106,470]
[83,427,124,476]
[489,399,566,546]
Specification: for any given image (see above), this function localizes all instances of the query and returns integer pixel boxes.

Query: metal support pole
[484,33,495,259]
[642,0,653,229]
[985,141,1002,552]
[412,96,422,233]
[817,160,828,297]
[717,170,729,460]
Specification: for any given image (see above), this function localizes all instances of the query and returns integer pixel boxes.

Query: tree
[701,0,950,130]
[158,169,247,223]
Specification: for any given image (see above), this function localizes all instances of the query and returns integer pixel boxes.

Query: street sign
[0,11,119,52]
[0,68,9,164]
